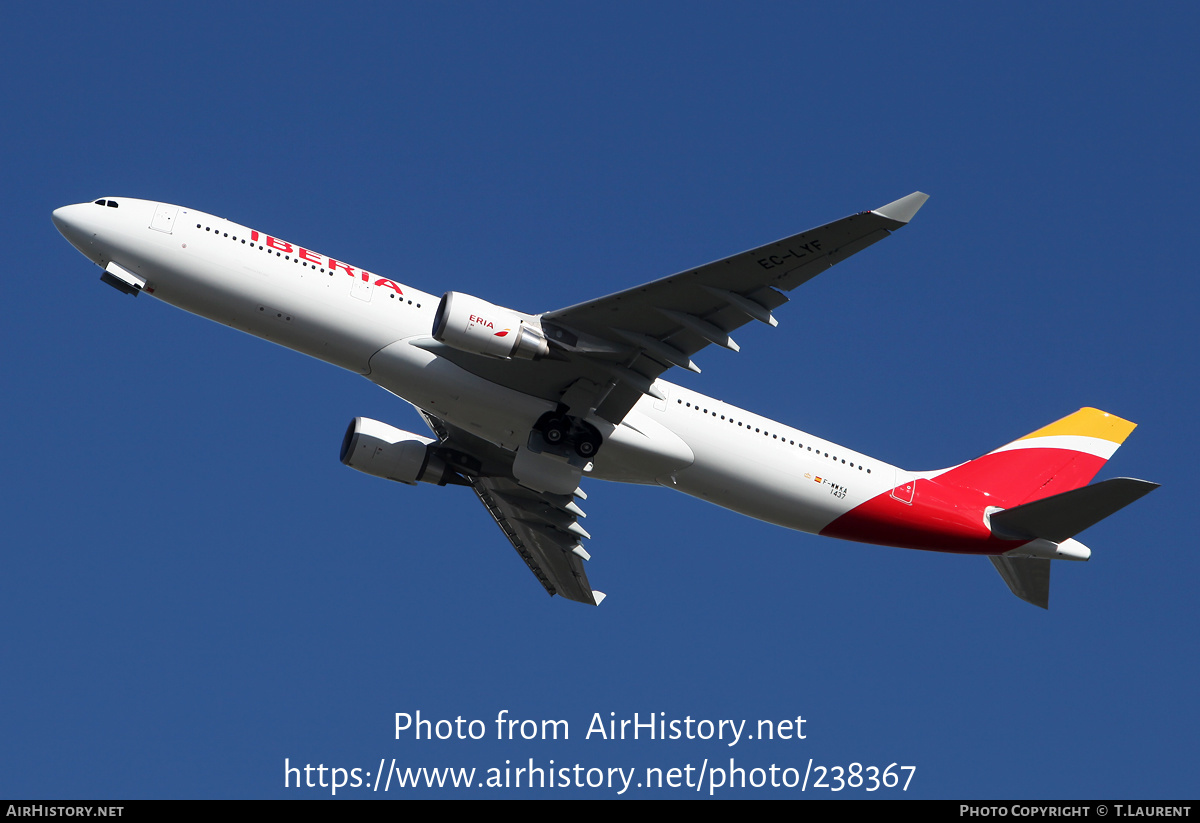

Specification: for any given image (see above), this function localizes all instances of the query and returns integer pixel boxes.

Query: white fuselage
[53,198,903,537]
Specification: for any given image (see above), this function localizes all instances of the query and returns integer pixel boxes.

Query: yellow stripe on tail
[1016,407,1136,445]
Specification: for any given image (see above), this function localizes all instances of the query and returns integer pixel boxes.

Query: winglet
[873,192,929,224]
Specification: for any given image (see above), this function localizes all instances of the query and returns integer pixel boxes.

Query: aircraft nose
[51,205,71,233]
[52,203,87,237]
[53,203,103,263]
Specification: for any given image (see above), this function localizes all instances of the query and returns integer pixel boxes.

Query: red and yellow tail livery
[823,409,1156,607]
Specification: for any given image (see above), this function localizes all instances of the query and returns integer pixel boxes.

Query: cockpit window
[94,200,106,206]
[93,199,119,208]
[107,200,118,207]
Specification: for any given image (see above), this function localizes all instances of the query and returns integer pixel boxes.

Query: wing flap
[472,477,601,605]
[419,410,603,605]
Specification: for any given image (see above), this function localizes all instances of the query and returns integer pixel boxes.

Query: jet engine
[432,292,549,360]
[340,417,461,486]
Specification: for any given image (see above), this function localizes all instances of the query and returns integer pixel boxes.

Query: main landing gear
[535,411,602,459]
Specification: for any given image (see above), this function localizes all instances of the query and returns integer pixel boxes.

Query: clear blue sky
[4,2,1196,798]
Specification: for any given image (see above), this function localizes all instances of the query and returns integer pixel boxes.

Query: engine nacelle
[340,417,458,485]
[432,291,549,360]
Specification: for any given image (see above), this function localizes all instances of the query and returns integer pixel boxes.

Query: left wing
[421,412,603,605]
[424,193,928,425]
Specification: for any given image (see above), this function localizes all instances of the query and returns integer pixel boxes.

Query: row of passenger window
[195,223,422,307]
[677,398,871,472]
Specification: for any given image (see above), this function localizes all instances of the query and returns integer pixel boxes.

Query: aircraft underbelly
[366,339,555,452]
[641,395,897,534]
[118,233,404,374]
[671,452,847,533]
[588,410,695,484]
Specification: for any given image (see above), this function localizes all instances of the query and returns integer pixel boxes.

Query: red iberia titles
[248,230,404,295]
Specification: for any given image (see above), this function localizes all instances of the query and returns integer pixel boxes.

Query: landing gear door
[150,204,178,234]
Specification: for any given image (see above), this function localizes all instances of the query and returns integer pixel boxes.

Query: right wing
[470,475,602,605]
[421,411,603,605]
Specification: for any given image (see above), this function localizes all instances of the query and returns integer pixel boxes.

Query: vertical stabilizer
[972,412,1156,609]
[933,408,1151,609]
[989,556,1051,609]
[938,408,1138,508]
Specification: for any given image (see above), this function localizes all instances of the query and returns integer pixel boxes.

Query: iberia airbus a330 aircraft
[53,193,1157,608]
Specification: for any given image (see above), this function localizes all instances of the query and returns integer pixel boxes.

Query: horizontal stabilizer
[989,556,1051,609]
[990,477,1159,543]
